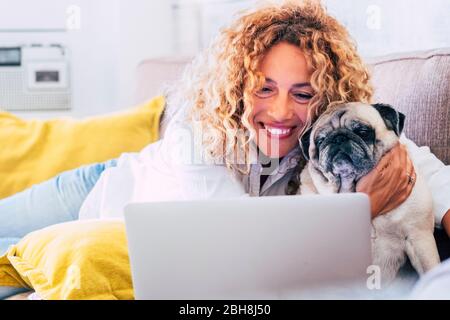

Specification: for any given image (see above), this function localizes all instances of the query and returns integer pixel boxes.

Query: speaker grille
[0,68,71,111]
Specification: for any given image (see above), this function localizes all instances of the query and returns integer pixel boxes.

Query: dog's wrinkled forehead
[314,102,384,133]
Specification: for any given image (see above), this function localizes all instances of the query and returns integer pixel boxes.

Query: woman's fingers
[378,144,416,214]
[356,143,416,218]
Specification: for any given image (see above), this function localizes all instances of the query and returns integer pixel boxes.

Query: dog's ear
[372,103,406,136]
[299,126,313,161]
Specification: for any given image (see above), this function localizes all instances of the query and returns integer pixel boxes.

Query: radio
[0,44,71,111]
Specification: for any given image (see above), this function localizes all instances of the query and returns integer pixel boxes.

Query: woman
[1,0,449,241]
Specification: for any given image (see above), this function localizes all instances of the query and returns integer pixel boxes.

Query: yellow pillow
[0,220,133,300]
[0,96,165,199]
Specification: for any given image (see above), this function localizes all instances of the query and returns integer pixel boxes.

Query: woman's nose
[267,93,294,121]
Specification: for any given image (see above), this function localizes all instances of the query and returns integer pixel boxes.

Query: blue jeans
[0,158,118,244]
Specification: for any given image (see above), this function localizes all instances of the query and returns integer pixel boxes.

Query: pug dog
[295,102,440,284]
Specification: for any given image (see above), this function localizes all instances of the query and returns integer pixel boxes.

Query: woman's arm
[400,135,450,231]
[78,134,249,220]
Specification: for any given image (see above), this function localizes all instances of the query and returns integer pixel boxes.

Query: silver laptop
[124,193,372,300]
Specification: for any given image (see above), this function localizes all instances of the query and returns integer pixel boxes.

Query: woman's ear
[299,127,312,161]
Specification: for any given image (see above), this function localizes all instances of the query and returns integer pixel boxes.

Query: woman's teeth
[263,125,292,136]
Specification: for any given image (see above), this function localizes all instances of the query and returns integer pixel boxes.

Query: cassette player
[0,44,71,111]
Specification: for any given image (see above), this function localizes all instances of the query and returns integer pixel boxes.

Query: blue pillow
[1,237,19,255]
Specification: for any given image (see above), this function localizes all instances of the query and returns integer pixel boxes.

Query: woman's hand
[356,143,416,219]
[442,210,450,237]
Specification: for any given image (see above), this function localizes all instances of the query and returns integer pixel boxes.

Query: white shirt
[400,135,450,227]
[410,258,450,299]
[79,121,248,220]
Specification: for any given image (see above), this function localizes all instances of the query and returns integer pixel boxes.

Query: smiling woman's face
[250,42,314,158]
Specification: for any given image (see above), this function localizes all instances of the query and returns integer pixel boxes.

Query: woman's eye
[255,87,274,97]
[292,92,313,103]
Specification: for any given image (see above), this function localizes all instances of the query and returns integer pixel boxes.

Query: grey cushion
[367,48,450,165]
[134,57,192,105]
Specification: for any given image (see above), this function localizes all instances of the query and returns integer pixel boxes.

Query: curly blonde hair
[166,0,373,174]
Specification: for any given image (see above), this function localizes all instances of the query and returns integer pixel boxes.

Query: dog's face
[300,102,405,192]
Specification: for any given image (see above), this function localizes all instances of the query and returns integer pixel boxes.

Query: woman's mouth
[260,123,296,139]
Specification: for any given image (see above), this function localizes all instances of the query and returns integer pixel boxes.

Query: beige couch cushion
[367,48,450,165]
[135,57,192,104]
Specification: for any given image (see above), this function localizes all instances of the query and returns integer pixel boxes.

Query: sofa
[135,48,450,261]
[2,48,449,300]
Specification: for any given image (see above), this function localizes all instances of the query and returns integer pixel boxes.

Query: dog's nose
[333,134,347,144]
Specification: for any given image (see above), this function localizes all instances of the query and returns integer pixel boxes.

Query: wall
[323,0,450,57]
[116,1,174,108]
[171,0,450,58]
[0,0,123,118]
[0,0,173,119]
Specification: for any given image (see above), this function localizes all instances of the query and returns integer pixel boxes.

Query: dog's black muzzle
[319,129,375,176]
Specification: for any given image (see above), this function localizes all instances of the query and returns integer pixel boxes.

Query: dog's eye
[315,137,325,147]
[357,129,369,136]
[354,127,374,140]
